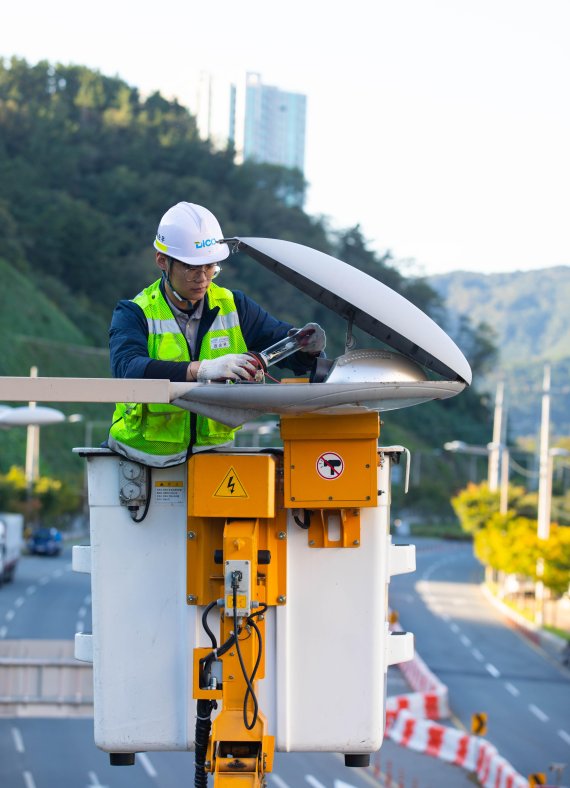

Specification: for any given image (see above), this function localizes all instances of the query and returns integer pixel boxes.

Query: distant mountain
[428,266,570,439]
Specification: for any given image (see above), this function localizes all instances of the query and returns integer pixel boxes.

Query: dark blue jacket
[109,278,316,380]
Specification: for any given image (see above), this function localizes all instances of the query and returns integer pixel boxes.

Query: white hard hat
[153,202,230,265]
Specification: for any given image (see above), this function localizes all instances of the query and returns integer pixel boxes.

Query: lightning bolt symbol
[227,476,235,495]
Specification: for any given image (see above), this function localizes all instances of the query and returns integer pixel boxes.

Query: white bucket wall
[77,450,410,754]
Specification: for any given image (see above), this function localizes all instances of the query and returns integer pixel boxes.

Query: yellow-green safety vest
[108,279,248,467]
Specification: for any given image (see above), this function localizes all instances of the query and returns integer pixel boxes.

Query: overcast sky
[2,0,569,276]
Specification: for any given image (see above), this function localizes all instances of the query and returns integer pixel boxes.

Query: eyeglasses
[171,259,221,282]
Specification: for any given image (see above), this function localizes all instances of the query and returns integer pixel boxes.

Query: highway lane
[390,538,570,779]
[0,719,384,788]
[0,549,91,640]
[1,549,381,788]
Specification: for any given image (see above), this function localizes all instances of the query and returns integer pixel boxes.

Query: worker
[108,202,326,467]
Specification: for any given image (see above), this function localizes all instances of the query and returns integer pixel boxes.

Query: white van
[0,512,24,586]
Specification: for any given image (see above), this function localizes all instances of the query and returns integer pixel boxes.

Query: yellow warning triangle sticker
[214,467,248,498]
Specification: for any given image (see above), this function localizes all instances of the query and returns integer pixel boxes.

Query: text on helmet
[195,238,218,249]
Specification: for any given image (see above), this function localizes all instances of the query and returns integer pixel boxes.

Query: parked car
[27,527,63,556]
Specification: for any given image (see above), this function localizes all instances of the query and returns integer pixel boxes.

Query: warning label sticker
[316,452,344,480]
[214,467,248,498]
[155,480,185,504]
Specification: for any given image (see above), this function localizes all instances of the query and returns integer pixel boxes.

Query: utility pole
[488,381,505,492]
[535,364,551,626]
[499,447,510,515]
[537,364,552,540]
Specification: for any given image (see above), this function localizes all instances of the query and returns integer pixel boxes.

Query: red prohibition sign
[316,452,344,479]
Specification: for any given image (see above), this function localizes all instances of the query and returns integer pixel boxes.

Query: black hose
[194,698,216,787]
[202,600,218,650]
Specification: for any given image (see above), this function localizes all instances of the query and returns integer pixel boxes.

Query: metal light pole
[488,381,505,492]
[24,366,40,496]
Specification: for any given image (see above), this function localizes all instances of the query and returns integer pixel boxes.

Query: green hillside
[0,258,113,479]
[0,57,495,511]
[429,267,570,438]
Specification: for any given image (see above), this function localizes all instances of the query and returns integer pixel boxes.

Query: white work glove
[197,354,257,382]
[290,323,326,355]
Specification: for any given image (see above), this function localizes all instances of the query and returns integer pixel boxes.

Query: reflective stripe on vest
[109,279,247,466]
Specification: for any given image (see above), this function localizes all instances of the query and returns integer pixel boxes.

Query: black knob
[344,754,370,767]
[109,753,136,766]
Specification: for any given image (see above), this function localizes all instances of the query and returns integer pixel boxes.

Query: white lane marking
[15,597,25,608]
[529,704,549,722]
[78,607,87,618]
[84,594,92,606]
[66,562,73,571]
[450,622,460,634]
[270,775,292,788]
[460,635,472,647]
[87,772,108,787]
[12,727,25,753]
[38,576,50,586]
[25,586,36,595]
[485,663,501,678]
[472,648,484,661]
[76,621,84,633]
[0,626,7,638]
[23,773,36,788]
[52,569,63,578]
[558,729,570,745]
[6,610,15,621]
[305,777,327,788]
[440,612,450,622]
[505,682,520,697]
[139,752,158,778]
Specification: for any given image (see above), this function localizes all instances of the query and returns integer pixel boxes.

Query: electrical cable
[232,579,261,730]
[130,466,151,523]
[243,618,263,726]
[293,509,312,529]
[507,457,538,478]
[195,589,268,785]
[202,600,218,650]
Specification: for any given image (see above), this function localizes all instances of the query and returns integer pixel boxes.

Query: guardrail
[0,640,93,717]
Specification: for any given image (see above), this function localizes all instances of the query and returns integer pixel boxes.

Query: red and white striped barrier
[388,621,450,719]
[386,688,447,720]
[385,710,527,788]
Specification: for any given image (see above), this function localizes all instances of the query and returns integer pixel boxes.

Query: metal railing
[0,640,93,717]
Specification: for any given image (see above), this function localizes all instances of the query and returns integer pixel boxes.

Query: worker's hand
[197,354,257,382]
[290,323,326,355]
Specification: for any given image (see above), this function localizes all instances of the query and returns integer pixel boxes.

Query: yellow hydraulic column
[187,452,286,786]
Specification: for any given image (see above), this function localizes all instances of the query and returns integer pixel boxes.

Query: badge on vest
[211,336,230,350]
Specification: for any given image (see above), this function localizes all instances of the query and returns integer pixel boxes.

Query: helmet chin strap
[163,260,189,305]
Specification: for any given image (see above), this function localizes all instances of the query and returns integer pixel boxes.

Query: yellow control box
[281,412,380,508]
[188,453,276,518]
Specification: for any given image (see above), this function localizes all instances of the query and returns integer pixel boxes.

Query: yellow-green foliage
[451,481,499,533]
[0,465,81,526]
[454,481,570,595]
[474,515,570,596]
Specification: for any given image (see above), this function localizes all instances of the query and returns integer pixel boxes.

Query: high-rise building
[193,71,307,175]
[242,72,307,173]
[194,72,237,153]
